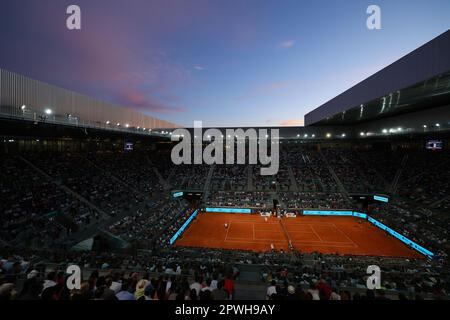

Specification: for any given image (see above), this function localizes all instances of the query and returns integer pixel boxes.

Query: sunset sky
[0,0,449,127]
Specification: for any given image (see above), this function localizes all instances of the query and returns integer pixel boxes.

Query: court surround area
[174,212,422,258]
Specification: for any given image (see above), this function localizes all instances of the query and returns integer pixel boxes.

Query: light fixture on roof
[397,127,402,131]
[304,134,308,138]
[21,105,26,110]
[382,129,388,133]
[44,108,52,115]
[435,123,440,127]
[296,134,300,137]
[117,123,120,126]
[341,133,346,137]
[360,132,365,136]
[125,123,129,128]
[106,120,110,125]
[312,134,315,138]
[423,124,427,128]
[326,133,331,138]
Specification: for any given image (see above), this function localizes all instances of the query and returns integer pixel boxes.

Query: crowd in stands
[371,202,449,262]
[0,155,99,246]
[156,207,197,248]
[1,144,449,300]
[1,246,448,300]
[27,152,143,216]
[263,252,449,300]
[206,191,272,208]
[108,198,187,248]
[397,151,450,206]
[167,164,210,190]
[279,192,350,209]
[211,165,248,191]
[321,149,386,193]
[86,152,164,195]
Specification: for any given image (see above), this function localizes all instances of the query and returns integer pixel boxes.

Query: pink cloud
[279,119,304,126]
[24,2,196,116]
[118,89,186,114]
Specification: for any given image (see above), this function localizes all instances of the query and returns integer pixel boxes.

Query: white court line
[290,241,358,248]
[225,238,291,243]
[224,238,358,248]
[284,221,336,227]
[226,235,353,244]
[308,225,324,242]
[330,223,359,248]
[229,221,282,225]
[281,230,315,234]
[302,223,356,246]
[222,219,357,248]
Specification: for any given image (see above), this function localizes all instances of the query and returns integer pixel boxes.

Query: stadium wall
[0,68,178,129]
[305,30,450,126]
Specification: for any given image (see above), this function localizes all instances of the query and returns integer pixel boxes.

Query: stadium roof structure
[305,29,450,127]
[0,68,179,134]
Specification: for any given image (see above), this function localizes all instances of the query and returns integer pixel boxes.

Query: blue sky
[0,0,449,127]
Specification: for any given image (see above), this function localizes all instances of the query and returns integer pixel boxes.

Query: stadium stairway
[430,194,450,208]
[150,200,188,243]
[166,167,176,188]
[84,156,149,199]
[247,166,253,191]
[390,154,408,194]
[202,165,215,202]
[146,156,170,190]
[395,155,450,195]
[318,150,350,197]
[287,166,299,192]
[18,156,163,247]
[64,200,160,248]
[357,152,390,191]
[18,156,109,220]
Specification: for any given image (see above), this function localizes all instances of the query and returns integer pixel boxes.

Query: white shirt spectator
[307,288,320,300]
[190,282,201,296]
[110,281,122,294]
[266,285,277,299]
[210,279,218,291]
[330,292,341,300]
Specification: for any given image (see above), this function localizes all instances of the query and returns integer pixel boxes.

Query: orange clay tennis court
[174,212,422,259]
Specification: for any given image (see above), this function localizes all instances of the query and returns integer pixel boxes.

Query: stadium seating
[1,144,449,300]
